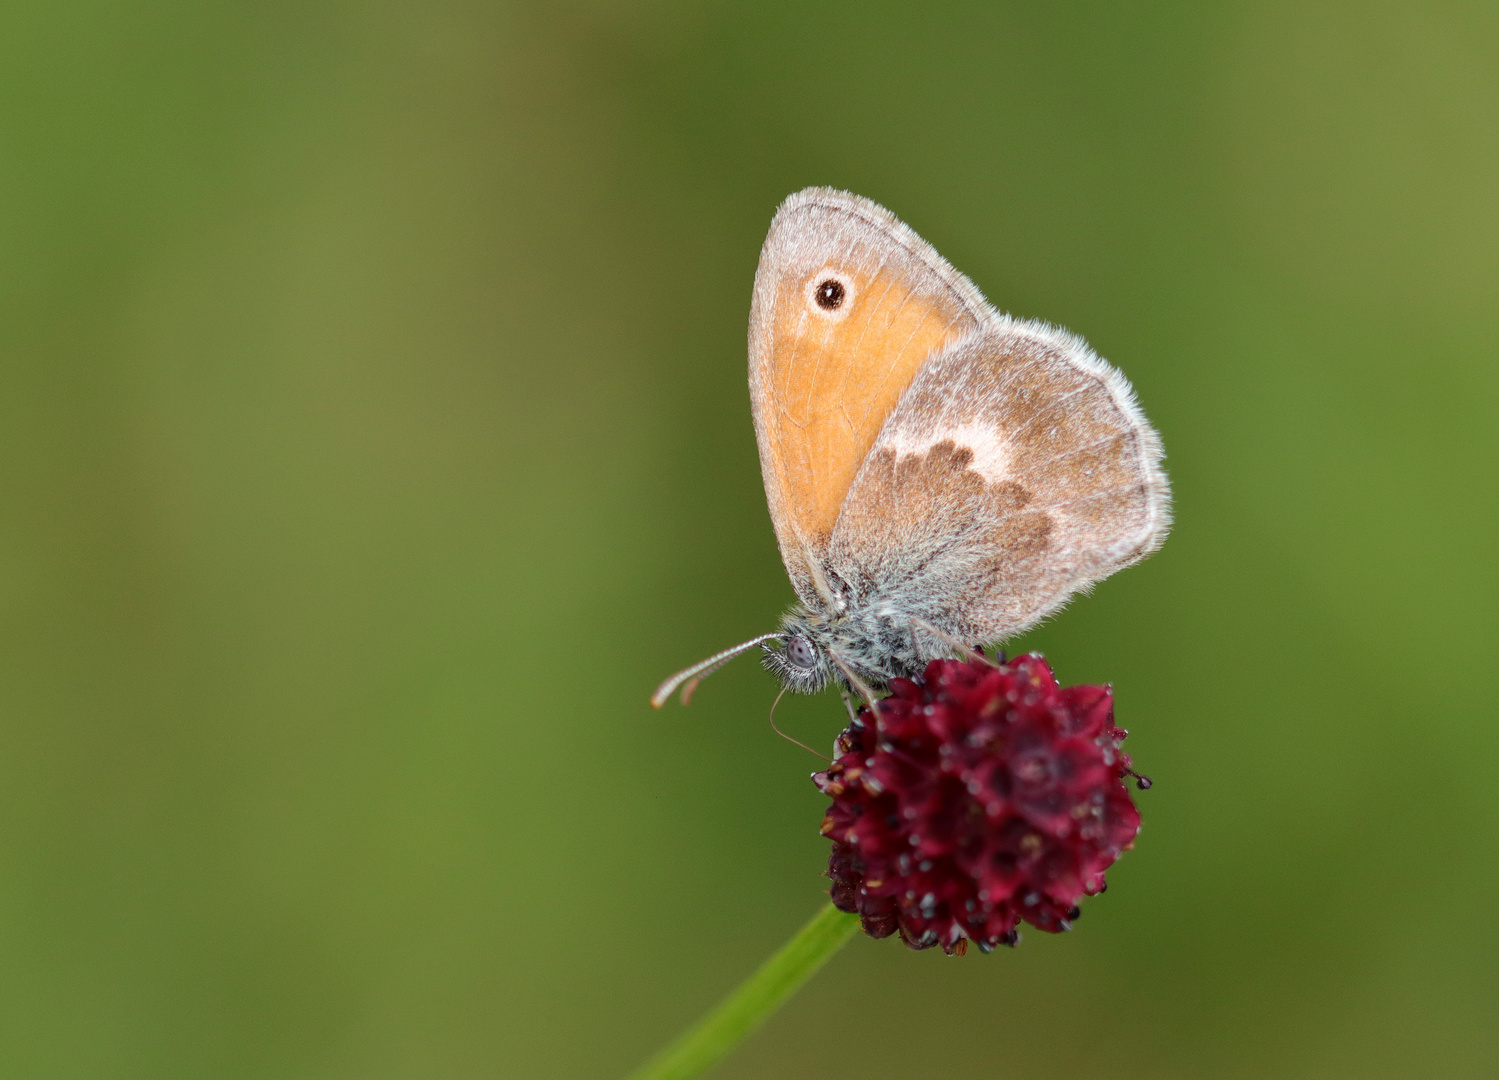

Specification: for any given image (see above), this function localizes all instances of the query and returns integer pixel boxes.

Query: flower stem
[626,903,860,1080]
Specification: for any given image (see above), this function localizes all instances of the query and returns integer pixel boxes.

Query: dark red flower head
[813,654,1143,955]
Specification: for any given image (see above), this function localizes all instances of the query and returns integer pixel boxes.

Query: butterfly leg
[910,616,998,668]
[838,687,860,726]
[829,652,883,725]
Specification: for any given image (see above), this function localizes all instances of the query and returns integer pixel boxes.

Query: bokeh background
[4,2,1497,1077]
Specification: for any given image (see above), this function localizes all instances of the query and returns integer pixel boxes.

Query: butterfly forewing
[748,189,989,602]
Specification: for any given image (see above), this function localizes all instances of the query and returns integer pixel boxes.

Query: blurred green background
[3,2,1497,1077]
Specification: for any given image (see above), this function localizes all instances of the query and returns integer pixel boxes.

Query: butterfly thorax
[761,579,946,696]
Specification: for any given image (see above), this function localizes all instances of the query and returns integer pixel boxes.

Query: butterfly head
[760,612,833,695]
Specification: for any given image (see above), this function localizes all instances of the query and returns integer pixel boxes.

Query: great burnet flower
[813,654,1144,955]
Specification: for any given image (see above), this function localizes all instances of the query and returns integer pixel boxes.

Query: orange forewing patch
[763,266,973,549]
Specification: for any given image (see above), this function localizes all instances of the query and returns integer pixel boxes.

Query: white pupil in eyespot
[787,636,816,668]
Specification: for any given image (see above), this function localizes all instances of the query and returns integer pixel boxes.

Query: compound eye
[786,635,817,670]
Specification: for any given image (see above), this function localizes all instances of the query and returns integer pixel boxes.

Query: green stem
[626,903,861,1080]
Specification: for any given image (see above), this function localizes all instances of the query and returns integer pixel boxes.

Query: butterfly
[653,188,1170,709]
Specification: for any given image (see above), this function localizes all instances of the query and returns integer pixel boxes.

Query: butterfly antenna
[767,687,830,762]
[651,633,785,708]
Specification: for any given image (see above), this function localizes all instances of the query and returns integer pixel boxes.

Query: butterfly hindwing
[825,319,1170,644]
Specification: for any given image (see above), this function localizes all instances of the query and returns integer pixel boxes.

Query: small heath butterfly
[654,189,1170,708]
